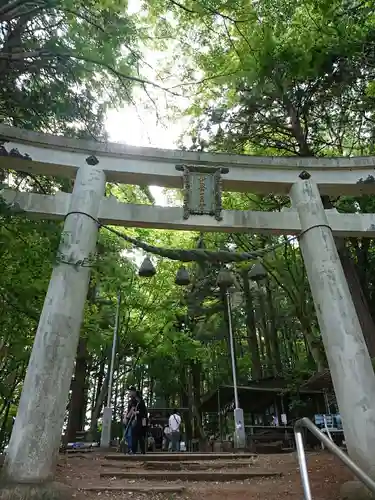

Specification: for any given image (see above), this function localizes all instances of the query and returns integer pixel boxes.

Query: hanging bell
[216,268,235,289]
[175,266,190,286]
[9,202,24,213]
[249,262,267,282]
[138,256,156,278]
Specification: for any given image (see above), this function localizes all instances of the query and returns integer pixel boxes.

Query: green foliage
[0,0,144,136]
[146,0,375,156]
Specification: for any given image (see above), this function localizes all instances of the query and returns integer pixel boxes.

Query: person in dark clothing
[123,397,136,453]
[128,387,148,454]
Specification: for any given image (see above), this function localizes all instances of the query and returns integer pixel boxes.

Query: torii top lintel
[1,125,375,196]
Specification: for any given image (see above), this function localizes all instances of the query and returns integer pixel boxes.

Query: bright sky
[104,0,190,207]
[105,105,184,206]
[106,107,180,149]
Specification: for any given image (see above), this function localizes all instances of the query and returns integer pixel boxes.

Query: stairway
[76,452,283,496]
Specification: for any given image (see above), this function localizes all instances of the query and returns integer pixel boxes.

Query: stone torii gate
[1,125,375,489]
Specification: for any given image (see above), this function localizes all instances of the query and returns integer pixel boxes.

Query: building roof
[300,369,333,391]
[200,379,324,413]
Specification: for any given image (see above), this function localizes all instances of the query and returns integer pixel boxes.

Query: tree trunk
[280,324,294,369]
[257,327,266,370]
[66,337,88,441]
[180,369,193,450]
[113,368,119,422]
[241,270,262,380]
[119,376,126,423]
[221,291,239,380]
[148,378,154,408]
[265,279,283,373]
[0,401,11,450]
[88,364,109,440]
[90,370,97,416]
[190,361,206,445]
[256,285,274,375]
[298,316,327,372]
[92,358,105,416]
[336,240,375,357]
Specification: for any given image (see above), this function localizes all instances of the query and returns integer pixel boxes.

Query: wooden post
[290,177,375,477]
[217,388,222,442]
[2,164,105,483]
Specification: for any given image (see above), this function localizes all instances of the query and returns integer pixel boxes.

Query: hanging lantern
[249,262,267,282]
[138,256,156,278]
[216,268,234,289]
[9,202,24,213]
[175,266,190,286]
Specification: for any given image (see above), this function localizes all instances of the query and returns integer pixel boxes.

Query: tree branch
[0,0,32,18]
[0,50,182,96]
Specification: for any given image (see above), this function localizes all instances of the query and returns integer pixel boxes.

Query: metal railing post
[294,418,375,500]
[295,426,313,500]
[294,427,312,500]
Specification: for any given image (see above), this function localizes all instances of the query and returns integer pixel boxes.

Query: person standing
[128,387,148,455]
[123,397,136,454]
[169,409,181,452]
[163,421,171,451]
[271,414,279,427]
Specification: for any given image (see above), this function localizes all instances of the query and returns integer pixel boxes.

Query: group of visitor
[122,387,182,454]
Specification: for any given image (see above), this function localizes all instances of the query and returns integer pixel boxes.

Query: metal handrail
[294,417,375,500]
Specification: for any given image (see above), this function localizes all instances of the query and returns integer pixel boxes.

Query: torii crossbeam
[1,125,375,237]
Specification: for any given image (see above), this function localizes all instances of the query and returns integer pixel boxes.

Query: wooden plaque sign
[176,164,228,221]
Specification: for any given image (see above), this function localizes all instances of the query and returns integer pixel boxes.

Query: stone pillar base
[0,482,73,500]
[233,408,246,449]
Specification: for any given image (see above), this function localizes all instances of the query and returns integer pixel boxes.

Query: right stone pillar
[290,176,375,477]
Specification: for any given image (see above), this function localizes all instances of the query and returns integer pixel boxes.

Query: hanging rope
[61,210,300,264]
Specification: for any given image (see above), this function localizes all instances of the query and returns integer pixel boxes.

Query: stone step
[104,452,256,462]
[144,460,256,471]
[65,448,97,454]
[102,460,256,471]
[80,485,185,493]
[100,469,282,482]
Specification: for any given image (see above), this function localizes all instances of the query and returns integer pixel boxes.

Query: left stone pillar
[1,163,105,485]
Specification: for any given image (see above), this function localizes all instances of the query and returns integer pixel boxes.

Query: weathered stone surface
[4,188,375,238]
[340,480,375,500]
[100,470,281,481]
[3,165,106,483]
[290,178,375,477]
[0,482,73,500]
[1,124,375,195]
[142,460,255,471]
[104,452,256,462]
[80,485,185,493]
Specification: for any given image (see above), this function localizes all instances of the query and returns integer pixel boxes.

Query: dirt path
[56,451,352,500]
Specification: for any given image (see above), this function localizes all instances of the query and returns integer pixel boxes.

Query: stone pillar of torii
[0,125,375,492]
